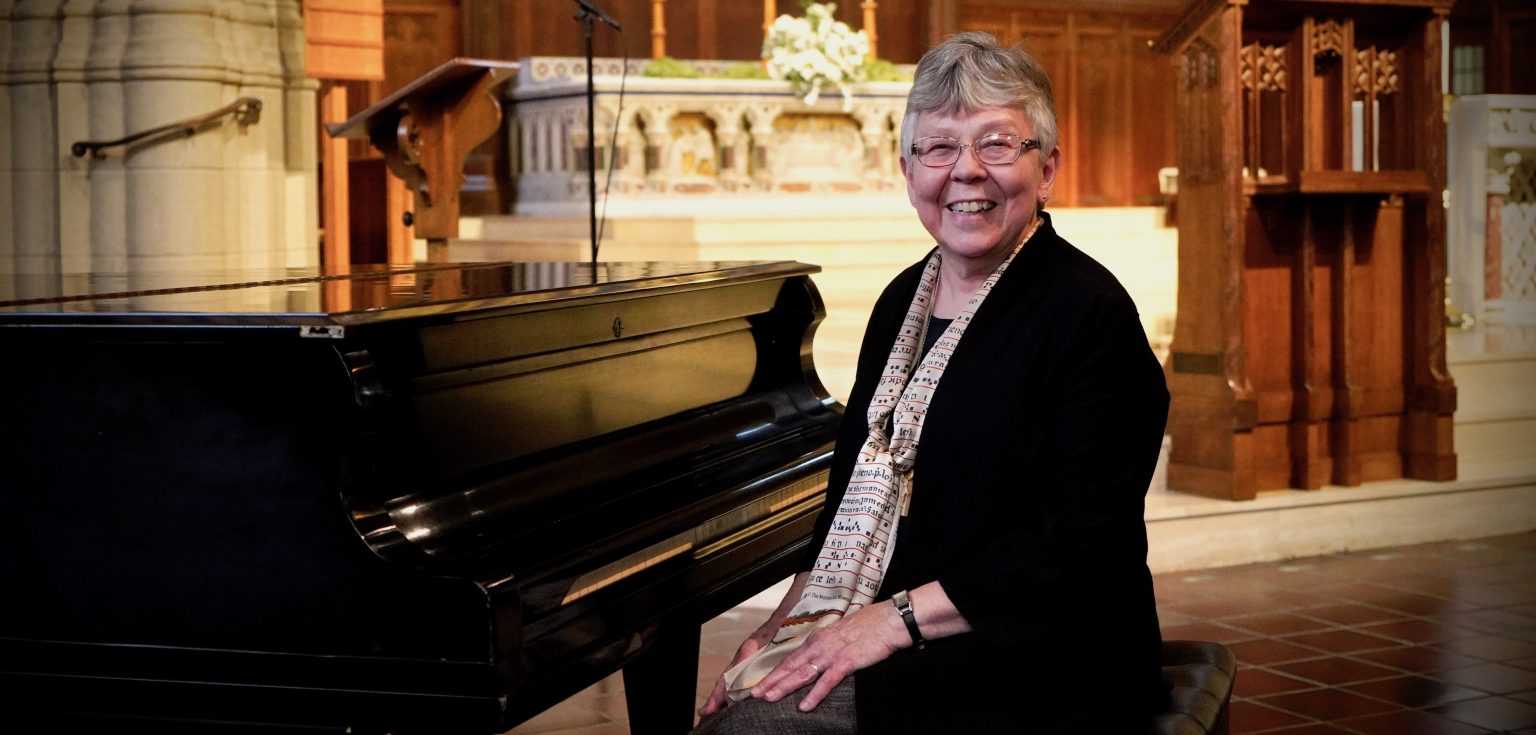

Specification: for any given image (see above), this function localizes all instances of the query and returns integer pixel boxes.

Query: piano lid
[0,260,819,325]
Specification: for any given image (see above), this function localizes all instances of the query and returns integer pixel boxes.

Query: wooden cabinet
[1154,0,1456,500]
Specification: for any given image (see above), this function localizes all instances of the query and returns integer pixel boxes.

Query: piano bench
[1154,640,1236,735]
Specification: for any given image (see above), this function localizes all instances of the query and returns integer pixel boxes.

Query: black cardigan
[807,214,1170,732]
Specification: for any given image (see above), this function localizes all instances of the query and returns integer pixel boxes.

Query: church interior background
[2,0,1534,731]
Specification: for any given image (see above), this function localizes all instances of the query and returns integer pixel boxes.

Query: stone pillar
[231,0,286,273]
[745,103,779,192]
[276,0,316,270]
[86,0,129,273]
[0,0,316,291]
[8,0,65,295]
[707,104,747,192]
[618,108,644,193]
[638,106,674,193]
[0,3,15,299]
[853,107,893,191]
[121,0,233,276]
[55,0,96,273]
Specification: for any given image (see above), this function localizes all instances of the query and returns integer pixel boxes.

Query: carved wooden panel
[305,0,385,80]
[959,2,1178,207]
[385,1,461,95]
[1158,0,1455,500]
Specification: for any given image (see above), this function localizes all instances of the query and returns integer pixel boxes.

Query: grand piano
[0,260,841,733]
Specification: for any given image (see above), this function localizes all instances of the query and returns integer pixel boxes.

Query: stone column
[0,3,15,299]
[707,104,747,192]
[745,103,779,192]
[0,0,317,292]
[86,0,129,273]
[275,0,316,270]
[853,107,892,191]
[8,0,65,295]
[55,0,96,272]
[231,0,286,273]
[638,105,675,193]
[120,0,233,276]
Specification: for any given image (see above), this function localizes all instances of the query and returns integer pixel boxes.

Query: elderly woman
[694,32,1169,733]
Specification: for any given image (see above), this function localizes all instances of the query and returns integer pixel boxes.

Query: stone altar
[506,57,913,218]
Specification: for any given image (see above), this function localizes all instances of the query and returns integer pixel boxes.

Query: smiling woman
[692,32,1172,735]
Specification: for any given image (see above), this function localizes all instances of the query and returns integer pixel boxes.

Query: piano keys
[0,260,841,734]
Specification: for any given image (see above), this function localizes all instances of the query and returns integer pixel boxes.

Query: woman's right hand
[696,619,778,717]
[696,572,810,719]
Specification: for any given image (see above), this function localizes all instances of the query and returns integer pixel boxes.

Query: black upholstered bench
[1153,640,1236,735]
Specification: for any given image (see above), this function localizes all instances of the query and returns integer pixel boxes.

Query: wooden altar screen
[1153,0,1457,500]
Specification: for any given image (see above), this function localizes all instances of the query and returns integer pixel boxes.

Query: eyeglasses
[910,133,1041,167]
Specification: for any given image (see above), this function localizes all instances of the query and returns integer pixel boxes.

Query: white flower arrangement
[763,1,870,110]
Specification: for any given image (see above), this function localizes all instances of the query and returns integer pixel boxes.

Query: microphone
[572,0,621,31]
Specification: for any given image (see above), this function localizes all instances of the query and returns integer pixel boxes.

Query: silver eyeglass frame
[909,134,1042,168]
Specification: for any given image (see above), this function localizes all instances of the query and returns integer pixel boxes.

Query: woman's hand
[748,600,910,712]
[696,616,779,717]
[697,572,812,718]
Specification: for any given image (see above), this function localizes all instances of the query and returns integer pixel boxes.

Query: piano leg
[622,623,700,735]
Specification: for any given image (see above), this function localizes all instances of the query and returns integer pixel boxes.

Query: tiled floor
[1161,531,1536,734]
[509,531,1536,734]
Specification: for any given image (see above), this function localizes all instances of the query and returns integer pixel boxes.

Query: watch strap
[891,589,925,649]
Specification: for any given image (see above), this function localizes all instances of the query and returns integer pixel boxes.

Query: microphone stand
[577,9,599,271]
[571,0,620,274]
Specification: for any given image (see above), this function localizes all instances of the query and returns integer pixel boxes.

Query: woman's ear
[900,155,918,208]
[1038,146,1061,204]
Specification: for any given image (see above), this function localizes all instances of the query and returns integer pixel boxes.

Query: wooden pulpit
[1153,0,1457,500]
[327,58,518,262]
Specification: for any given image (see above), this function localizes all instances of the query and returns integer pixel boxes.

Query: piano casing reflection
[0,260,840,734]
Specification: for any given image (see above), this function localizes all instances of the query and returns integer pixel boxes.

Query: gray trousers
[690,678,856,735]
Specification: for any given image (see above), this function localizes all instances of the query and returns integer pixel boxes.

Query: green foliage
[721,62,770,80]
[862,58,911,82]
[642,56,703,78]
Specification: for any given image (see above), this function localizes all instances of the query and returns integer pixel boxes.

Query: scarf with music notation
[723,216,1040,699]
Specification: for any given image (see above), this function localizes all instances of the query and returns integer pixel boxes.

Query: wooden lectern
[327,58,518,263]
[1153,0,1457,500]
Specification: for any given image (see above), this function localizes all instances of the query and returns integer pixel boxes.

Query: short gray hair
[900,32,1059,164]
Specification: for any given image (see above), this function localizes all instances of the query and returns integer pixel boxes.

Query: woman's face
[901,106,1059,268]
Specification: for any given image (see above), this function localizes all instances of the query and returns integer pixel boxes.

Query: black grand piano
[0,260,840,734]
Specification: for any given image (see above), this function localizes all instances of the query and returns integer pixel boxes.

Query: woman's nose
[949,146,988,181]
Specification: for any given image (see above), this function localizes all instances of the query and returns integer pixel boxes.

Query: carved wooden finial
[1314,19,1345,60]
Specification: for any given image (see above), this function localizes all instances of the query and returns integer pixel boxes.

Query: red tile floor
[509,530,1536,734]
[1157,531,1536,734]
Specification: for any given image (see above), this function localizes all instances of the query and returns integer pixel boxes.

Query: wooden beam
[320,82,351,273]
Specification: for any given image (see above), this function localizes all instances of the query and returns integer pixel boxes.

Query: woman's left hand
[748,600,910,711]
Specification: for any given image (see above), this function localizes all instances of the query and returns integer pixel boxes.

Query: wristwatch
[891,589,926,649]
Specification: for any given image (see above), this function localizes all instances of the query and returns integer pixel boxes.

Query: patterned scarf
[724,217,1040,698]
